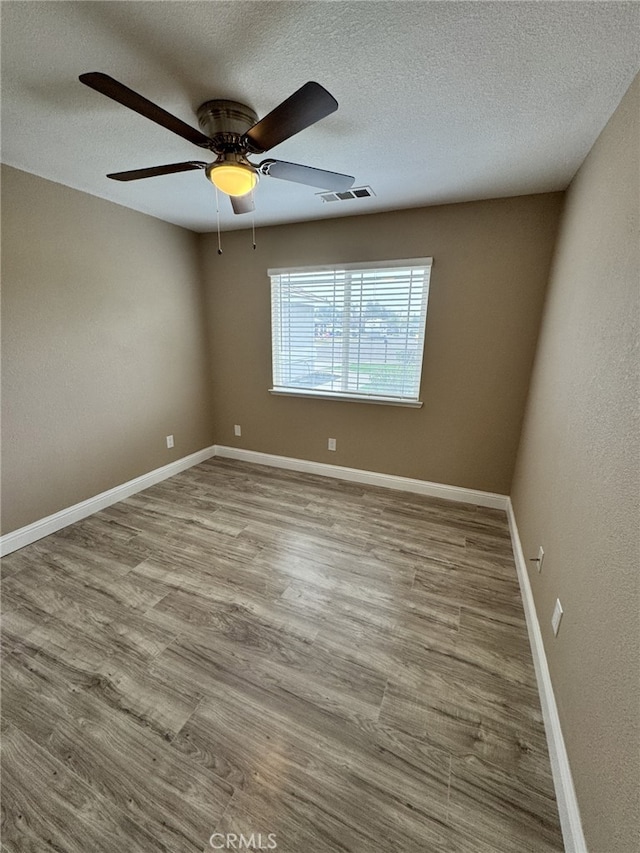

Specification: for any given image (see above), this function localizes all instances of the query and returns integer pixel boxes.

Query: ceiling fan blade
[79,72,212,149]
[230,193,255,215]
[262,159,354,191]
[107,162,207,182]
[244,82,338,153]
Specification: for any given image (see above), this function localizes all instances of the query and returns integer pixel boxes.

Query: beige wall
[511,77,640,852]
[1,165,213,534]
[201,193,563,494]
[1,173,563,529]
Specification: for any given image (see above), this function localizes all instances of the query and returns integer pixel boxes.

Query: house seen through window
[269,258,433,405]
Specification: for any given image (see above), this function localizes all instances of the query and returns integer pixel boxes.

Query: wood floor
[1,458,563,852]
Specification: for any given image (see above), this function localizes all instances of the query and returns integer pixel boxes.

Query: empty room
[1,2,638,852]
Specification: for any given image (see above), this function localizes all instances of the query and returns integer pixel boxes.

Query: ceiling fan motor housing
[197,99,258,153]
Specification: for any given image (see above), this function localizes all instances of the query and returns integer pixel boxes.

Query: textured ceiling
[1,1,639,233]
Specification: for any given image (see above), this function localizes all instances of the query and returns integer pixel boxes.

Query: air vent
[317,186,376,203]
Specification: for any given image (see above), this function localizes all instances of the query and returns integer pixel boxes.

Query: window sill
[269,388,423,408]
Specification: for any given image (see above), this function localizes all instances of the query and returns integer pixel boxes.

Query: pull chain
[215,186,222,255]
[215,187,256,253]
[251,191,256,250]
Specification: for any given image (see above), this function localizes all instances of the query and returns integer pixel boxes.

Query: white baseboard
[507,499,587,853]
[0,445,217,557]
[0,444,506,556]
[213,445,509,510]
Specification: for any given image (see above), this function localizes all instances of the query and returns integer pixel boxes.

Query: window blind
[269,258,432,403]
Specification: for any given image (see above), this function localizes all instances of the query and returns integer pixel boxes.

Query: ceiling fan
[79,72,355,215]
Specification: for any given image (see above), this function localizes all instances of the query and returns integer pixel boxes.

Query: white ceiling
[2,1,639,233]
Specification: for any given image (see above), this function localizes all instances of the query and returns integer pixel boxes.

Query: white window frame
[269,258,433,407]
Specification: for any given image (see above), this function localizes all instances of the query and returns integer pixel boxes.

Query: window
[269,258,432,406]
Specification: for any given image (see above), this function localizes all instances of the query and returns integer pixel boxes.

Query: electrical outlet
[166,435,174,449]
[234,424,242,436]
[552,599,563,636]
[328,438,337,451]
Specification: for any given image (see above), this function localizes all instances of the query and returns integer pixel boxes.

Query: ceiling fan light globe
[208,163,257,197]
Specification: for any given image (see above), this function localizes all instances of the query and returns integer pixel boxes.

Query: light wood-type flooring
[1,458,563,852]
